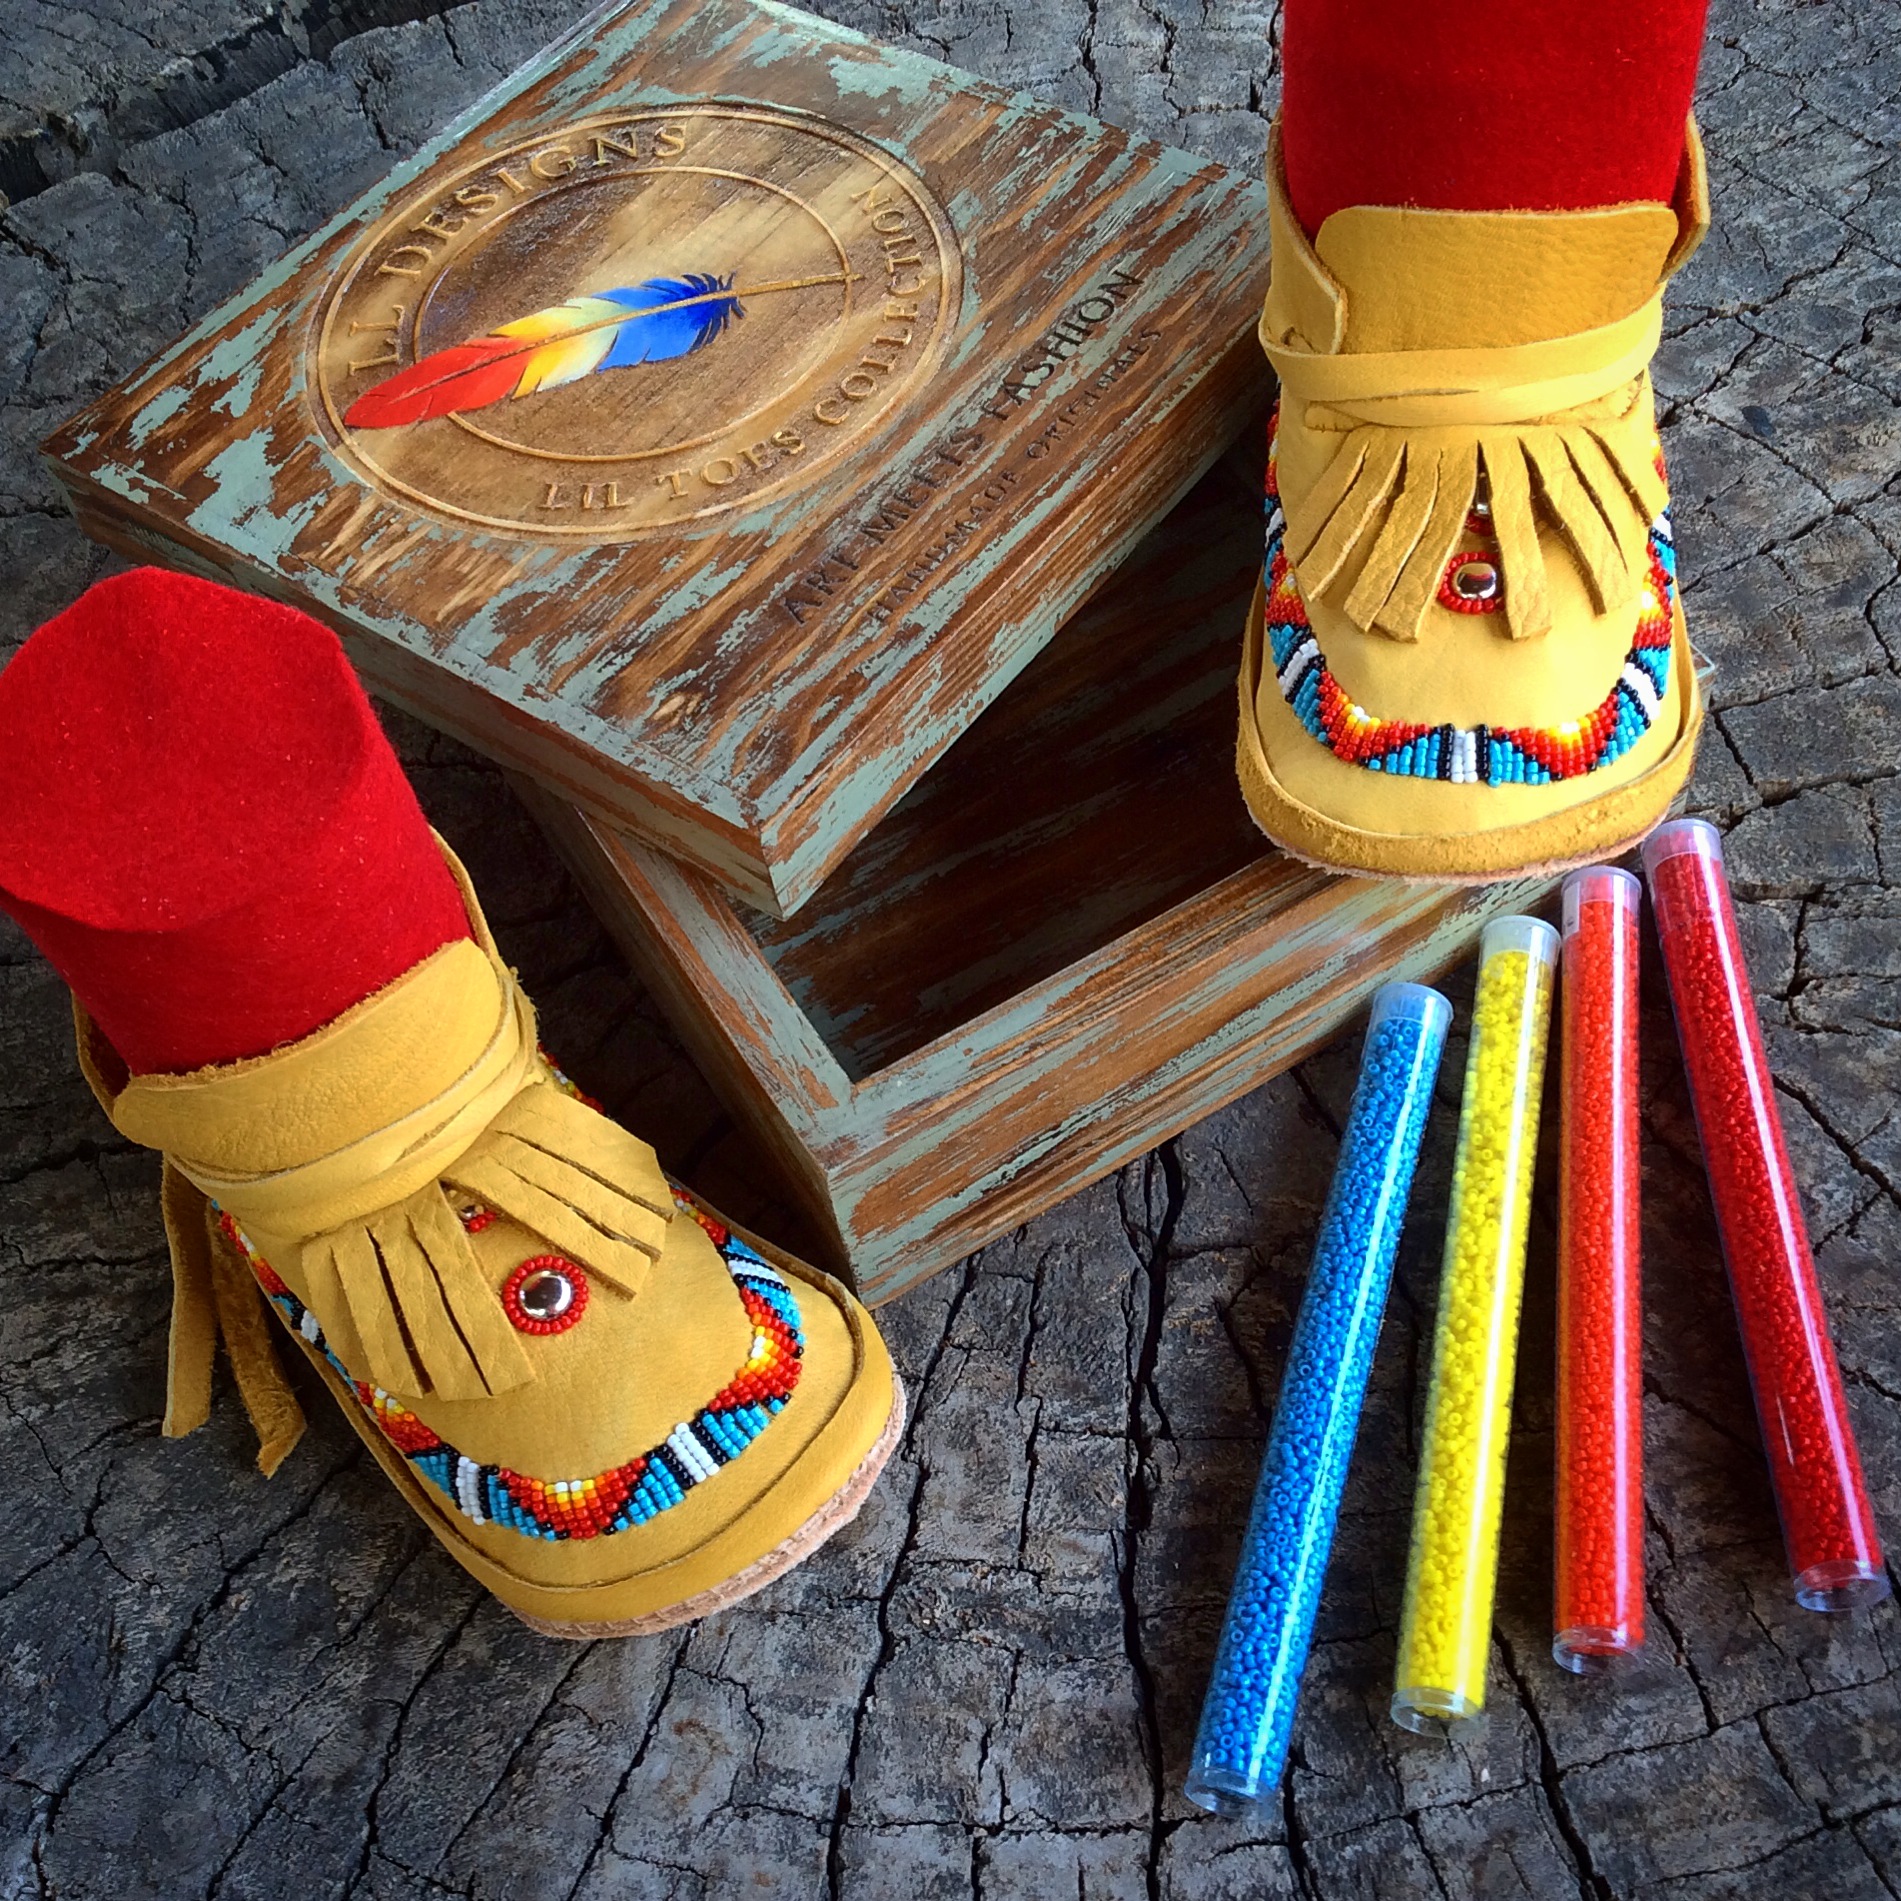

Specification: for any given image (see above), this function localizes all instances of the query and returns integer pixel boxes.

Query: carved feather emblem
[343,274,746,429]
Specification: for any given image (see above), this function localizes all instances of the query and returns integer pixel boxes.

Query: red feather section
[342,335,524,429]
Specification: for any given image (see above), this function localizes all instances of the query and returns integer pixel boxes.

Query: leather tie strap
[1256,121,1700,646]
[80,842,676,1433]
[1261,297,1663,430]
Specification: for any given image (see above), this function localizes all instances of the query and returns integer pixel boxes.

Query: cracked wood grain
[2,0,1900,1895]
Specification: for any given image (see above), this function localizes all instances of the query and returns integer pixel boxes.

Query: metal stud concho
[502,1255,587,1334]
[1439,553,1503,615]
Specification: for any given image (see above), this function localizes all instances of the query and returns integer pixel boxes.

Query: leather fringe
[161,1160,306,1476]
[298,1083,674,1403]
[150,1066,678,1451]
[87,842,681,1423]
[1286,410,1668,644]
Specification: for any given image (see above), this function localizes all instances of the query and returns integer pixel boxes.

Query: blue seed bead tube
[1186,982,1452,1815]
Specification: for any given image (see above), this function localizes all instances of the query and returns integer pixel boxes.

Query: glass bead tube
[1393,917,1558,1734]
[1186,983,1451,1814]
[1554,867,1645,1674]
[1643,818,1887,1613]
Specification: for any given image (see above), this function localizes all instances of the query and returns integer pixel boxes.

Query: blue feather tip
[596,274,744,370]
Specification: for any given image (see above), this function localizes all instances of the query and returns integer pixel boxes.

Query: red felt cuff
[1281,0,1709,233]
[0,568,471,1075]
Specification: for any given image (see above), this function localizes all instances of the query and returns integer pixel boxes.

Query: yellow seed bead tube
[1392,915,1559,1734]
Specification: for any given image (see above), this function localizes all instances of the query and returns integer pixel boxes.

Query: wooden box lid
[44,0,1268,918]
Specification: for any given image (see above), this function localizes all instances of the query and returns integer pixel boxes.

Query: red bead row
[1436,549,1505,615]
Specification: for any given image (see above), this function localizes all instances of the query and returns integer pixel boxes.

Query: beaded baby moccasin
[1237,123,1710,881]
[0,571,902,1639]
[78,855,903,1637]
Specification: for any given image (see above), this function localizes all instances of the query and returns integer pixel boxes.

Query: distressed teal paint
[210,358,266,425]
[183,439,294,543]
[123,383,194,451]
[821,52,935,104]
[85,460,179,511]
[50,0,1267,919]
[200,309,284,389]
[196,311,286,424]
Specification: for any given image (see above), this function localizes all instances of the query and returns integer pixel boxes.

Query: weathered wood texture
[42,0,1270,917]
[523,465,1554,1300]
[5,1,1901,1897]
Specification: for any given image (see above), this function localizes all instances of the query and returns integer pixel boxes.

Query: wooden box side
[45,0,1270,917]
[740,458,1275,1076]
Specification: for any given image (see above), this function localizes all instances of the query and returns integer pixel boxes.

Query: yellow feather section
[502,296,626,398]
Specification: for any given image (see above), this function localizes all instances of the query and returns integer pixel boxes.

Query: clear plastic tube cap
[1183,1765,1268,1818]
[1641,816,1724,877]
[1369,980,1453,1038]
[1390,1686,1484,1739]
[1479,914,1560,968]
[1553,1626,1645,1677]
[1795,1558,1891,1614]
[1561,865,1641,938]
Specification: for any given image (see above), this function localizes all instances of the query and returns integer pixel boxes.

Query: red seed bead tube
[1643,819,1888,1613]
[1555,867,1645,1673]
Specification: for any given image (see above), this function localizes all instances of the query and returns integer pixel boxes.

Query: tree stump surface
[3,3,1900,1896]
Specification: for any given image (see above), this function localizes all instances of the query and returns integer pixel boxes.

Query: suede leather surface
[1238,123,1709,876]
[108,936,508,1176]
[74,847,899,1627]
[1269,398,1673,725]
[1313,205,1681,351]
[303,1228,894,1624]
[391,1239,884,1596]
[1238,579,1704,878]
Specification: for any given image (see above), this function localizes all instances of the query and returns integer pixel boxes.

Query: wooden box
[523,461,1553,1302]
[43,0,1270,918]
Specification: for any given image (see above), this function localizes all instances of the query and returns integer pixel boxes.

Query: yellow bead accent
[1393,937,1556,1731]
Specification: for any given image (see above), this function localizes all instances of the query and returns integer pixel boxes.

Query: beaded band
[1264,468,1677,788]
[219,1189,804,1543]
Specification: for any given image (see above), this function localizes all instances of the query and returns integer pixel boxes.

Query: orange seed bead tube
[1554,867,1644,1674]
